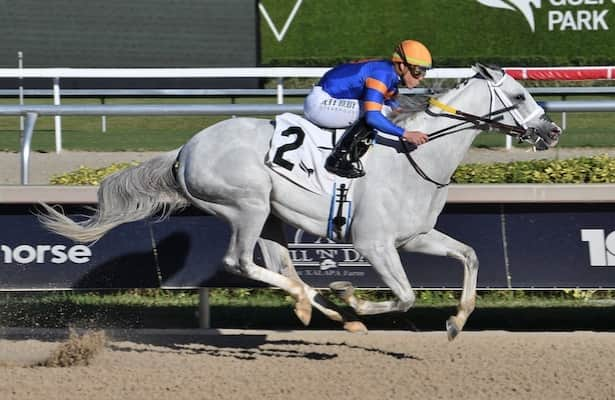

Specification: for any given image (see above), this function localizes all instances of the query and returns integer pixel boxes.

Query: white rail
[3,66,614,151]
[4,100,615,184]
[0,67,473,79]
[1,66,614,182]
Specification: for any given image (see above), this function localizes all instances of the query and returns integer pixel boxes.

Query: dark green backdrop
[260,0,615,66]
[0,0,258,67]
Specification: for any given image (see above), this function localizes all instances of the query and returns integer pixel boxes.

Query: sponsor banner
[287,205,508,289]
[151,211,234,288]
[0,205,157,289]
[504,203,615,287]
[477,0,613,33]
[1,203,614,290]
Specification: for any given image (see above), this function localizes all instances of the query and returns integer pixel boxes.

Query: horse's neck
[397,79,489,182]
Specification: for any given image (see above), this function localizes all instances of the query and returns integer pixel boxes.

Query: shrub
[452,155,615,184]
[51,156,615,185]
[49,162,138,185]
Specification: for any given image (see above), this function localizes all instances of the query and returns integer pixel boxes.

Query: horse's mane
[390,78,471,124]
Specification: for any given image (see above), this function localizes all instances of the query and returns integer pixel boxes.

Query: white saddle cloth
[266,113,355,241]
[266,112,347,195]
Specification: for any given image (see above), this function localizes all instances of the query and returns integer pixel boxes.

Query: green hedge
[452,155,615,184]
[51,156,615,186]
[50,163,138,186]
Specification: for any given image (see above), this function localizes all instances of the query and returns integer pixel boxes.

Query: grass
[474,111,615,148]
[0,97,294,152]
[0,95,614,152]
[2,289,615,331]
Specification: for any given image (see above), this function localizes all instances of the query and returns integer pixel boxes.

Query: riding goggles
[407,64,428,79]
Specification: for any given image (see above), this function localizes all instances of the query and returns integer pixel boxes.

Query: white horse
[39,64,562,340]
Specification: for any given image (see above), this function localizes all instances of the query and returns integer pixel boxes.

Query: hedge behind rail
[50,155,615,186]
[452,155,615,184]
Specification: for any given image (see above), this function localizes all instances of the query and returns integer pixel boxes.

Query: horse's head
[473,63,562,150]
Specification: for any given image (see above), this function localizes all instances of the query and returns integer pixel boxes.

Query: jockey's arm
[363,77,405,136]
[363,78,427,145]
[364,109,403,136]
[364,103,428,145]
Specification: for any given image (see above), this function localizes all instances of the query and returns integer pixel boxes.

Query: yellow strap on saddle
[428,98,458,115]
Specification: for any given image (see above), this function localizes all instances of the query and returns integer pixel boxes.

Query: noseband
[402,75,544,189]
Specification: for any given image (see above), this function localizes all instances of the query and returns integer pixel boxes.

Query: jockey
[304,39,432,178]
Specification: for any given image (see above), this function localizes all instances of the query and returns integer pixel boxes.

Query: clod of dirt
[36,329,106,367]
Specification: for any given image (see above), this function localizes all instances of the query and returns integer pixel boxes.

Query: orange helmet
[392,40,432,68]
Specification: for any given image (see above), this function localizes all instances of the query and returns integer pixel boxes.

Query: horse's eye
[515,94,526,101]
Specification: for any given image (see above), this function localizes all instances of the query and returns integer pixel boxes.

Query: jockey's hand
[402,130,429,145]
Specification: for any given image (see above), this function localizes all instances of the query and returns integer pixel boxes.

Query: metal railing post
[276,77,284,104]
[561,95,567,130]
[101,97,107,133]
[18,51,24,132]
[198,288,211,329]
[20,112,39,185]
[506,135,512,150]
[53,77,62,153]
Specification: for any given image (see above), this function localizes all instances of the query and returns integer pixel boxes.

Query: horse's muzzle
[531,120,562,150]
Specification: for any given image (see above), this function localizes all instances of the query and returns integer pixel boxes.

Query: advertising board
[1,203,614,290]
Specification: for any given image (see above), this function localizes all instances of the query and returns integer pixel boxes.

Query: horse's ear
[472,63,495,81]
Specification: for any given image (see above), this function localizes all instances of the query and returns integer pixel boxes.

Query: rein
[427,98,526,137]
[399,139,449,189]
[401,75,539,189]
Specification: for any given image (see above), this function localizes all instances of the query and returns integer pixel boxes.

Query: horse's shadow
[107,333,422,361]
[72,232,191,289]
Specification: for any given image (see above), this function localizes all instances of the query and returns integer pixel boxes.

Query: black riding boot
[325,119,371,178]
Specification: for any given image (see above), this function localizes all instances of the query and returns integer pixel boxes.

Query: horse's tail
[38,149,190,244]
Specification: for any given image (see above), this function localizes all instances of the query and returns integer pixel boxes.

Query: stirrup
[325,156,365,178]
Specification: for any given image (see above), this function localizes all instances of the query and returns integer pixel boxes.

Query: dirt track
[1,329,614,400]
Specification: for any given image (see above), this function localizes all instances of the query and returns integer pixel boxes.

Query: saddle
[266,113,358,240]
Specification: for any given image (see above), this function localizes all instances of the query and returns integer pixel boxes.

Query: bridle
[401,74,545,189]
[427,74,544,140]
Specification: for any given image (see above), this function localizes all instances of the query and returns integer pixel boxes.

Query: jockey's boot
[325,119,370,178]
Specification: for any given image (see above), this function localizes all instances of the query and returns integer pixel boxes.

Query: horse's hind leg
[258,215,367,333]
[400,229,479,341]
[219,202,313,326]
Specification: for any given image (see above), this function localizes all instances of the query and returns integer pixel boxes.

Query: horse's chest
[398,193,446,231]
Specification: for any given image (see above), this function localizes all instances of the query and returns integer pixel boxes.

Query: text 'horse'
[39,64,562,340]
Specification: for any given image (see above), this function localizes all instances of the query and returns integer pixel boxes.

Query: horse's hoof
[294,299,312,326]
[329,281,354,300]
[446,316,460,341]
[344,321,368,334]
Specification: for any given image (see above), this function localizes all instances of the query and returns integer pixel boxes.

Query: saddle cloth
[266,113,354,241]
[266,112,344,195]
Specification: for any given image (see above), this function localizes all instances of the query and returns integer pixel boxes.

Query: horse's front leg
[399,229,479,341]
[331,239,416,315]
